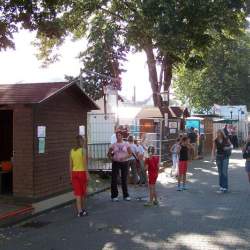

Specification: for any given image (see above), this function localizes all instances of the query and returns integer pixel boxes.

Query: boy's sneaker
[177,185,182,191]
[182,184,188,190]
[81,209,88,216]
[153,200,159,206]
[144,201,154,207]
[222,188,228,193]
[123,196,131,201]
[111,197,119,202]
[77,211,83,217]
[77,210,88,217]
[217,187,224,193]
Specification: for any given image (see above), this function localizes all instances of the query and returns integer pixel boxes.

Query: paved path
[0,150,249,250]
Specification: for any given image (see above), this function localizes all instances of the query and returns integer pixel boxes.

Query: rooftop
[0,81,99,109]
[0,82,67,104]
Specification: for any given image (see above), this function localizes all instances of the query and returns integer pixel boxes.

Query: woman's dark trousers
[111,161,129,199]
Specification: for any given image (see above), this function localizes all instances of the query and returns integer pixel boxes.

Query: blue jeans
[216,155,229,189]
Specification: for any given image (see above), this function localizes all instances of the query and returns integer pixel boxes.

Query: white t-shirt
[171,143,179,154]
[137,145,145,155]
[141,141,149,158]
[128,143,138,160]
[111,133,117,144]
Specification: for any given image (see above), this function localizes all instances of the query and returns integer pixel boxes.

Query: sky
[0,30,152,101]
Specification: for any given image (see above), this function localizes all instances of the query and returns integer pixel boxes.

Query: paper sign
[38,138,45,154]
[37,126,46,138]
[79,125,85,136]
[169,122,178,129]
[170,128,176,134]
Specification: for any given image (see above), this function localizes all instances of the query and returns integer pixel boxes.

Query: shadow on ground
[0,150,249,250]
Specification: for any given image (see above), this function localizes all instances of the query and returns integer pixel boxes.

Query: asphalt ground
[0,150,249,250]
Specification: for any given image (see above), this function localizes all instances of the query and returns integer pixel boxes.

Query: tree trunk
[144,44,159,106]
[144,46,174,107]
[163,55,173,106]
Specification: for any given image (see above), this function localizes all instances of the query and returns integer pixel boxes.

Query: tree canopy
[174,32,250,112]
[0,1,248,103]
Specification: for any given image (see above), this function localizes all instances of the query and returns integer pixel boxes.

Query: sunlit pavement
[0,150,249,250]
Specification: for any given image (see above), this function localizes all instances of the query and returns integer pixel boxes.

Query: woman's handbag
[243,143,250,159]
[243,150,249,159]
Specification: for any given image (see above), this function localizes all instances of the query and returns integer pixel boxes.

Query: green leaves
[73,12,128,100]
[0,0,248,103]
[174,32,250,112]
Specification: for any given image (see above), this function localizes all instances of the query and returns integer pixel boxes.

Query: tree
[174,32,250,112]
[0,1,68,50]
[0,1,248,104]
[65,13,128,100]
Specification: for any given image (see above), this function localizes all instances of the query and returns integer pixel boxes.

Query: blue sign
[185,120,200,131]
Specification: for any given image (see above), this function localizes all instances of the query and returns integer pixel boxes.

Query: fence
[87,140,175,172]
[88,143,112,171]
[87,113,116,144]
[161,139,176,162]
[87,123,176,172]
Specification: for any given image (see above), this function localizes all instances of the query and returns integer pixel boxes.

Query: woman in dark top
[211,129,232,193]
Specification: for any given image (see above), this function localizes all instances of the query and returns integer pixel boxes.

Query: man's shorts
[72,171,87,197]
[245,161,250,173]
[179,161,188,175]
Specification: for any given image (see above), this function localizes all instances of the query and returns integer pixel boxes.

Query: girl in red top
[144,146,160,206]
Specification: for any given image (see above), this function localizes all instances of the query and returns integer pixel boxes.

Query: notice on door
[38,138,45,154]
[37,126,46,138]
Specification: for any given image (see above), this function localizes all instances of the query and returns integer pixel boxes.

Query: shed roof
[136,106,163,119]
[0,81,99,109]
[161,106,190,118]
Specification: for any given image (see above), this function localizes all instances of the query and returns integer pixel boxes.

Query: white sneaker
[111,197,119,202]
[217,187,224,193]
[124,196,131,201]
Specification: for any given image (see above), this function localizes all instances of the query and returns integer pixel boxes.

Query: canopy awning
[213,119,239,124]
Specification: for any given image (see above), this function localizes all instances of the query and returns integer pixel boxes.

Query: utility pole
[132,85,136,104]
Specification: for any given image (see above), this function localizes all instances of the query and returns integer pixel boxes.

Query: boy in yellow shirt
[70,135,89,217]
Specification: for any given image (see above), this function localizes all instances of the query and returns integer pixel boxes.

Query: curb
[0,206,33,221]
[0,186,110,228]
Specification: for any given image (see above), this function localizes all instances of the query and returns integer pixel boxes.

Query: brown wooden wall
[33,88,87,198]
[13,105,34,198]
[204,118,214,154]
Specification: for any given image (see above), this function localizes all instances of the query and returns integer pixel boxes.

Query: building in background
[213,104,248,141]
[0,82,98,199]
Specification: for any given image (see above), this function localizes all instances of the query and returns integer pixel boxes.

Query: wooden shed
[0,81,98,200]
[186,115,217,154]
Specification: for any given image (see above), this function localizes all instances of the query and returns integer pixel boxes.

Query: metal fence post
[159,119,163,163]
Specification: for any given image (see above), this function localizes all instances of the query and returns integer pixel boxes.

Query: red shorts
[148,172,158,185]
[179,161,188,175]
[72,171,87,197]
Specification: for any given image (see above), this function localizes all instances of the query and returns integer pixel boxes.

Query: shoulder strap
[132,151,138,161]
